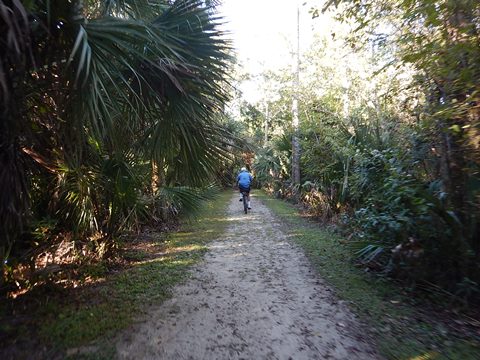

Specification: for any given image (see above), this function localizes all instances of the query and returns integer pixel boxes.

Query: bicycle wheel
[242,192,248,214]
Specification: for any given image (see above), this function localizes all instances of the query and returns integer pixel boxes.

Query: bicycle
[241,190,249,214]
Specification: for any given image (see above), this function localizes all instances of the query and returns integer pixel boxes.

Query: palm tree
[0,0,233,279]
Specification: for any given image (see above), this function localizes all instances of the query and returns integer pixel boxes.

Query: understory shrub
[349,151,478,301]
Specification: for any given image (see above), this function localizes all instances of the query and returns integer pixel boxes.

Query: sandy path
[116,193,379,359]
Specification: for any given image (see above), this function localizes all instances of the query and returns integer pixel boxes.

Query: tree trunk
[151,159,165,194]
[291,3,301,186]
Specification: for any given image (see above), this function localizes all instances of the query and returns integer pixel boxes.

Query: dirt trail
[116,193,379,359]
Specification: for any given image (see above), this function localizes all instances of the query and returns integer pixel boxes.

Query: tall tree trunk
[291,3,301,186]
[151,159,165,194]
[264,102,269,147]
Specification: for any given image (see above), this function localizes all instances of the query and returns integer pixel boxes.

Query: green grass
[37,191,232,358]
[257,191,480,360]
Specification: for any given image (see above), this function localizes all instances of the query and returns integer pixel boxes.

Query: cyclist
[237,167,253,210]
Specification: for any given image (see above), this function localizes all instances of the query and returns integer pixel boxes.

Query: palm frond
[97,0,170,19]
[157,184,220,219]
[0,0,233,275]
[0,0,31,105]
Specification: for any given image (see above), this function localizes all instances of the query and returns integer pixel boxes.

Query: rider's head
[241,167,247,172]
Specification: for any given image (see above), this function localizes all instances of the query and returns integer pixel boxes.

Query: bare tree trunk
[151,161,159,194]
[264,102,269,147]
[151,159,165,194]
[291,4,301,186]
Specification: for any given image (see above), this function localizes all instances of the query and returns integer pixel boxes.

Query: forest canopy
[232,0,480,302]
[0,0,234,290]
[1,0,479,304]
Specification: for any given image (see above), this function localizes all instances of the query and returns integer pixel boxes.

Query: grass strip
[38,191,232,359]
[257,191,479,360]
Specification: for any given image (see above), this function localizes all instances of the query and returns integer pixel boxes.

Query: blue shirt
[237,171,253,187]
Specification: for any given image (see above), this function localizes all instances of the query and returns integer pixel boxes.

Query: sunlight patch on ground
[169,259,195,266]
[210,242,247,250]
[133,257,168,265]
[131,245,203,266]
[409,351,439,360]
[227,214,263,221]
[225,215,250,222]
[200,217,238,223]
[167,244,203,254]
[172,232,194,238]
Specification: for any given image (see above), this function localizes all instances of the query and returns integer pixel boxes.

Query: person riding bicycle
[237,167,253,210]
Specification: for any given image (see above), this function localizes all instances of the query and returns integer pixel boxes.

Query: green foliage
[155,184,221,220]
[0,0,234,286]
[316,0,480,301]
[242,0,480,302]
[253,140,290,192]
[3,191,231,357]
[350,149,477,295]
[259,191,480,359]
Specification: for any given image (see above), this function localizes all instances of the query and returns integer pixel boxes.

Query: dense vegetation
[0,0,234,292]
[1,0,478,336]
[236,0,479,304]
